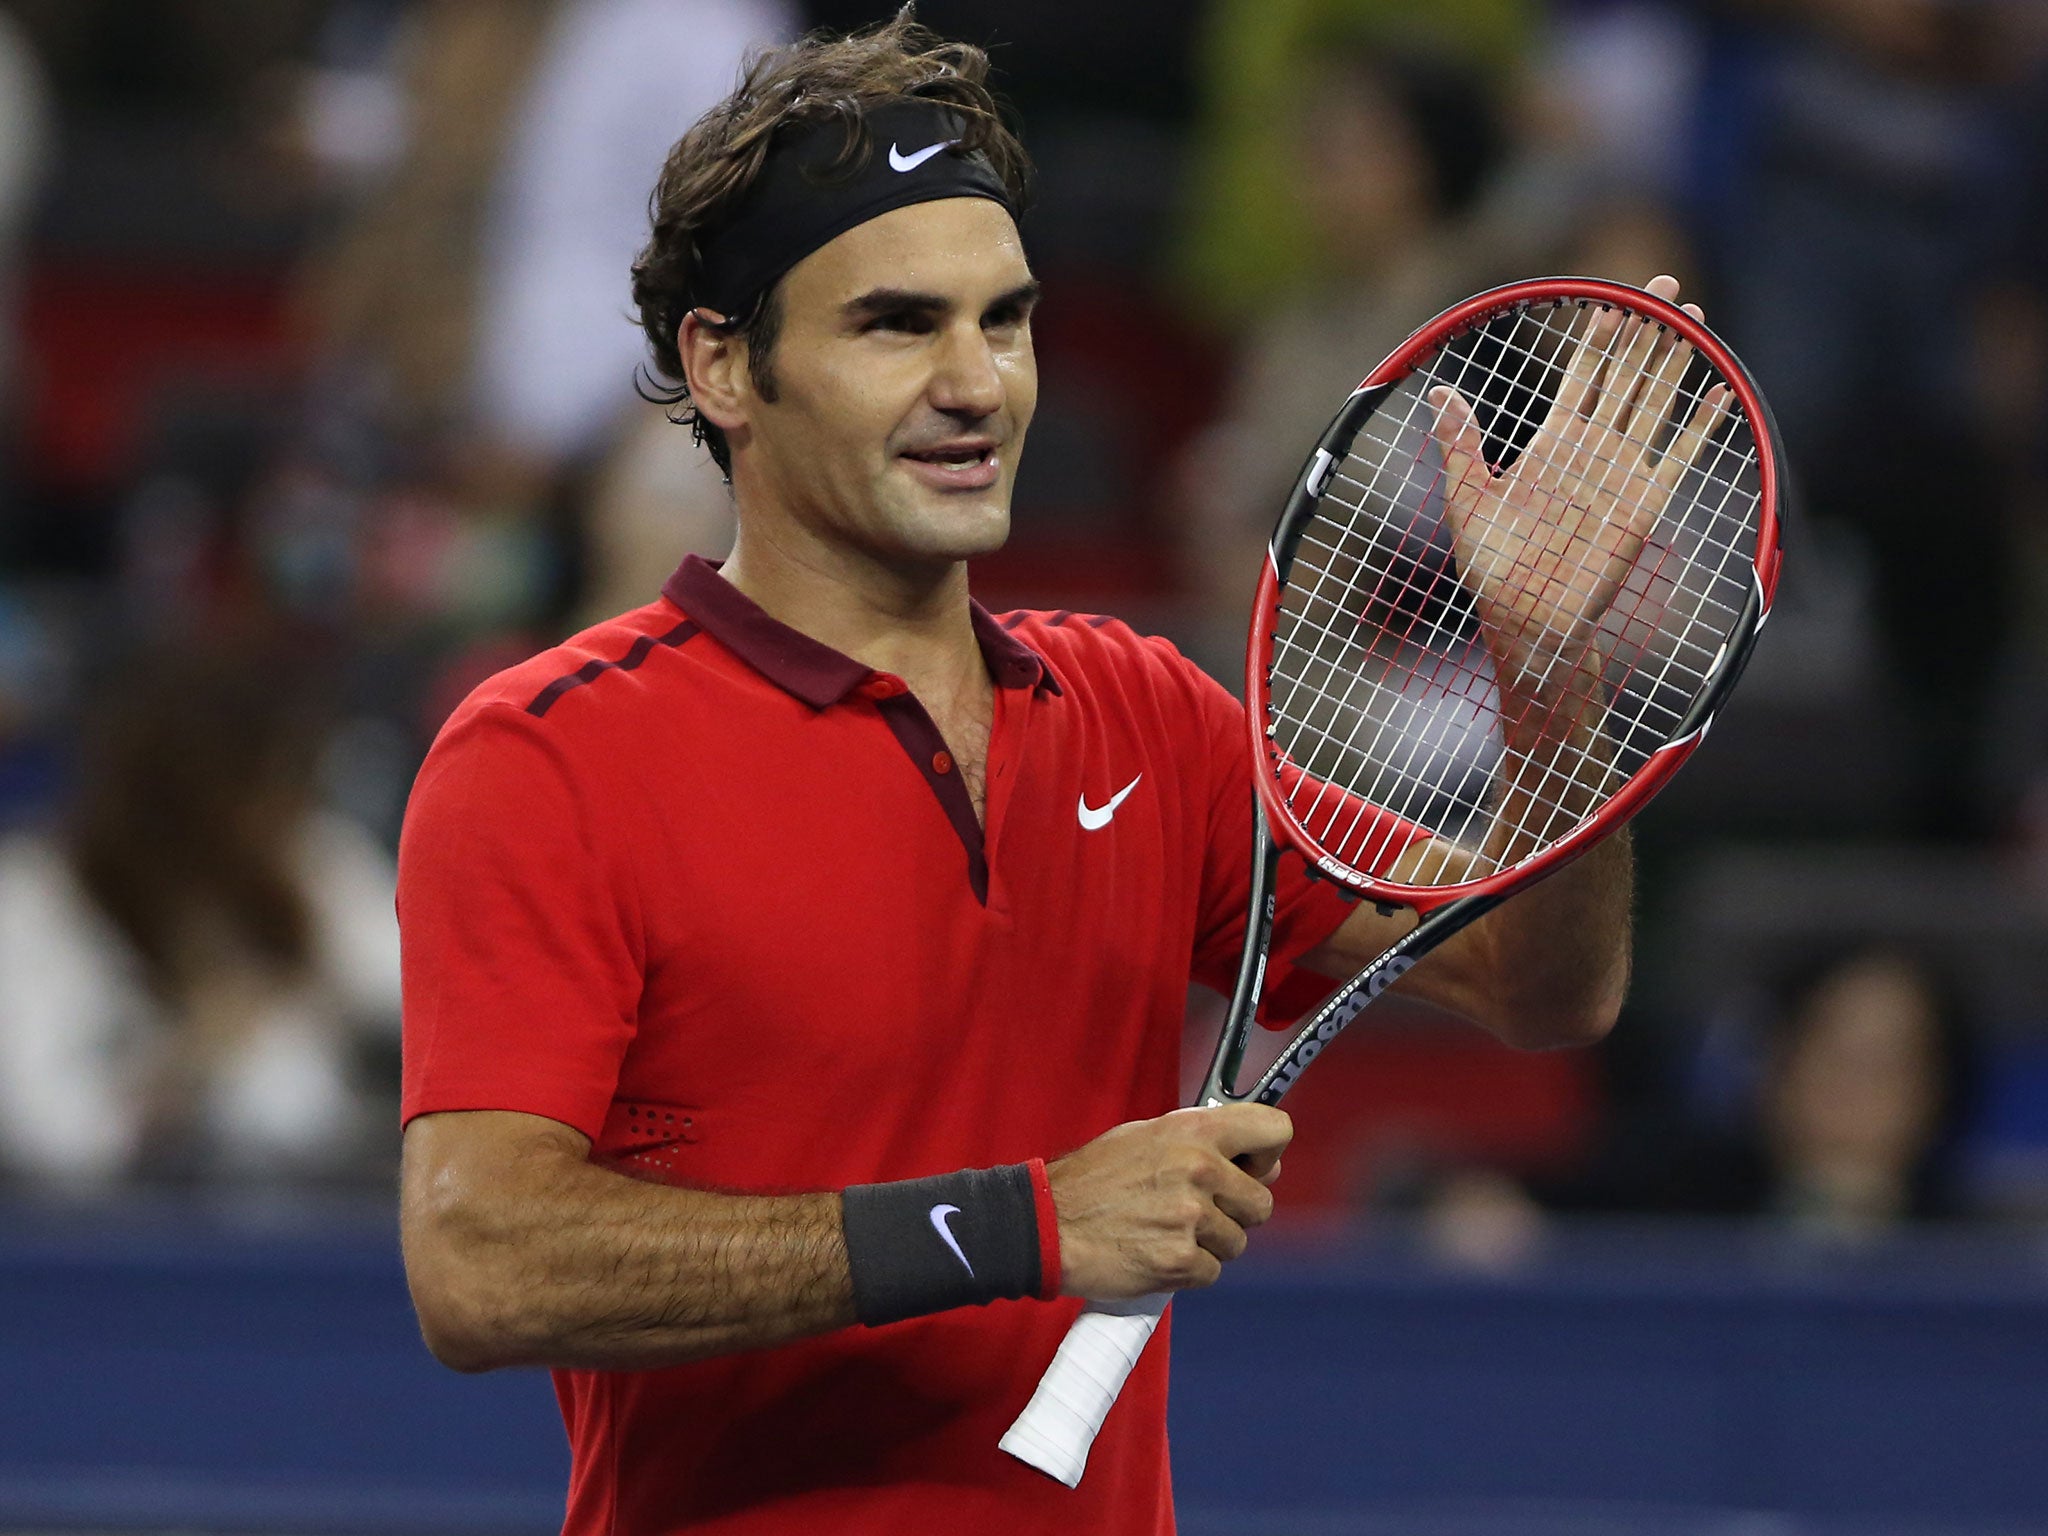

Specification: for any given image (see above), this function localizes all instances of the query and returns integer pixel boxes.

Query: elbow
[413,1284,521,1374]
[1480,968,1628,1053]
[1500,993,1621,1052]
[402,1194,537,1374]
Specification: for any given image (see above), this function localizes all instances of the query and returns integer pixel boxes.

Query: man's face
[734,197,1039,571]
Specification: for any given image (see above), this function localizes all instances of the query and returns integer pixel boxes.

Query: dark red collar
[661,555,1060,708]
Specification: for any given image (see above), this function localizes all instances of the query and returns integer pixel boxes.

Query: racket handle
[999,1292,1170,1486]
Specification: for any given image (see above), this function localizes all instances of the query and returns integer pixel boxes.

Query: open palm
[1427,275,1733,696]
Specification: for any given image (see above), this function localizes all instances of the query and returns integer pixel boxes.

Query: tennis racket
[999,276,1784,1486]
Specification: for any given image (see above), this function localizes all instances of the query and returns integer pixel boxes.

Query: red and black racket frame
[1201,278,1786,1109]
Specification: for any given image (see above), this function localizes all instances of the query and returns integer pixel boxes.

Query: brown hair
[630,8,1032,476]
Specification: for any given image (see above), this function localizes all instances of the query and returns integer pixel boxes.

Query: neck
[718,516,985,694]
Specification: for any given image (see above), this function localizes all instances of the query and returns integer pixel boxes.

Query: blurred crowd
[0,0,2045,1243]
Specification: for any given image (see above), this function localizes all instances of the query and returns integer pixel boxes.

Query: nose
[929,319,1005,421]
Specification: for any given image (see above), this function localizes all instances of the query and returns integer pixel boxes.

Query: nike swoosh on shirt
[930,1204,974,1276]
[1078,774,1143,831]
[889,140,955,172]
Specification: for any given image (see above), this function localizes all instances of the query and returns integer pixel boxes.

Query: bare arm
[1286,641,1635,1048]
[1351,638,1637,1050]
[1295,830,1630,1051]
[401,1110,854,1372]
[401,1103,1294,1373]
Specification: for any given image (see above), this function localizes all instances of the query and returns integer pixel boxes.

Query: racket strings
[1297,311,1753,874]
[1304,412,1744,879]
[1267,297,1762,885]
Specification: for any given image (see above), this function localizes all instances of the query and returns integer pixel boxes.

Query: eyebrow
[840,280,1043,322]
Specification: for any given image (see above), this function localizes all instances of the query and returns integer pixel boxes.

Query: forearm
[1360,648,1633,1046]
[1480,644,1634,1040]
[1310,818,1631,1049]
[1415,645,1632,1045]
[403,1104,1282,1371]
[402,1117,852,1371]
[1485,643,1619,867]
[1456,823,1632,1047]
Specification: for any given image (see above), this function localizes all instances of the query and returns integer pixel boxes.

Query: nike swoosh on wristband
[1078,774,1143,831]
[889,140,955,172]
[929,1203,974,1276]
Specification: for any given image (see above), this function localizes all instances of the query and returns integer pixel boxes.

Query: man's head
[632,14,1038,570]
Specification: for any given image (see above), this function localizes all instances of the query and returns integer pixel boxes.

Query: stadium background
[1,0,2046,1531]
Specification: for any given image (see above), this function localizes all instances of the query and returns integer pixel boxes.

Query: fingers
[1191,1161,1276,1277]
[1428,384,1489,497]
[1627,301,1703,471]
[1419,275,1729,686]
[1655,383,1737,499]
[1550,301,1625,427]
[1047,1108,1289,1299]
[1428,387,1500,575]
[1178,1103,1293,1164]
[1560,275,1682,432]
[1587,303,1674,443]
[1195,1206,1248,1265]
[1530,300,1632,508]
[1211,1160,1277,1230]
[1553,277,1711,526]
[1586,278,1689,451]
[1237,1145,1284,1185]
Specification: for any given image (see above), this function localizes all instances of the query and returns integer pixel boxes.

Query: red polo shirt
[398,556,1360,1536]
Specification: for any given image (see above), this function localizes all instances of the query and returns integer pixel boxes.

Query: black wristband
[841,1163,1043,1327]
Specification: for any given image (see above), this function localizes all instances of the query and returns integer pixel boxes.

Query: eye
[978,290,1032,335]
[864,309,937,335]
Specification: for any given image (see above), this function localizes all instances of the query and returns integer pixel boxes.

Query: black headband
[693,98,1018,323]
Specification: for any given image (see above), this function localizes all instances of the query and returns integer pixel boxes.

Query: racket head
[1246,276,1783,912]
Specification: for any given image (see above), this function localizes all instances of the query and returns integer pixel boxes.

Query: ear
[678,310,750,437]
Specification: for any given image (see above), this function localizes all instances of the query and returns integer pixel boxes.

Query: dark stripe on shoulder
[526,620,700,717]
[999,609,1117,631]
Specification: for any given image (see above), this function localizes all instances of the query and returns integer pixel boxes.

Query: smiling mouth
[897,439,1003,493]
[902,445,995,469]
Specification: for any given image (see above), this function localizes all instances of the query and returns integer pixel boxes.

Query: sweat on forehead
[692,98,1019,323]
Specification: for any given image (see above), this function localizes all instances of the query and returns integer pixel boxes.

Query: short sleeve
[399,703,643,1139]
[1183,661,1357,1021]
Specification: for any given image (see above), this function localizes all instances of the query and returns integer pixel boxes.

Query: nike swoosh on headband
[889,139,956,172]
[1078,774,1143,831]
[929,1203,974,1275]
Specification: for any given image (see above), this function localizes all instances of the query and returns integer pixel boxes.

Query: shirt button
[932,750,954,775]
[861,673,907,699]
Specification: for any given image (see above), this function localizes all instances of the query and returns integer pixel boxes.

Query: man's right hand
[1045,1104,1291,1300]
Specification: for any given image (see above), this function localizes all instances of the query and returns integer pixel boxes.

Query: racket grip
[999,1292,1170,1486]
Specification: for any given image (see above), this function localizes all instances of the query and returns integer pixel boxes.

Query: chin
[898,494,1012,564]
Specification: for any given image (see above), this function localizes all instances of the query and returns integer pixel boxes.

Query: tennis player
[397,16,1633,1535]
